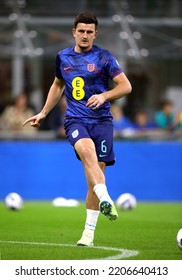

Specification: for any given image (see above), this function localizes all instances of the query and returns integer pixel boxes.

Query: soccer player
[23,11,132,246]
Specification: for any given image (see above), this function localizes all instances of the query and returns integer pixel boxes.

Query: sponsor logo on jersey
[87,64,95,72]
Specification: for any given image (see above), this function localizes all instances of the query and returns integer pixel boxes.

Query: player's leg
[74,138,113,205]
[77,161,106,246]
[85,161,106,209]
[75,136,118,220]
[76,139,118,246]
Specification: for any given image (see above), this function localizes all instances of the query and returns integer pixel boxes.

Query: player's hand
[86,94,106,110]
[22,112,46,128]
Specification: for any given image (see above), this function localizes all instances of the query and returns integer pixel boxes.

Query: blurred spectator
[154,99,176,131]
[174,111,182,130]
[133,109,156,130]
[45,94,66,138]
[0,93,37,133]
[110,102,134,138]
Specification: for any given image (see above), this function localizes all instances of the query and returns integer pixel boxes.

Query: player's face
[72,23,97,52]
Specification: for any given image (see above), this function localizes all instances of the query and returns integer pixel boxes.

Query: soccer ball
[5,192,23,210]
[116,193,137,210]
[176,228,182,250]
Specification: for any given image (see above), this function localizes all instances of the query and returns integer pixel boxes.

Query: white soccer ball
[176,228,182,250]
[116,193,137,210]
[5,192,23,210]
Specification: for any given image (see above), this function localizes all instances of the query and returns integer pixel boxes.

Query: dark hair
[74,11,98,29]
[160,99,173,109]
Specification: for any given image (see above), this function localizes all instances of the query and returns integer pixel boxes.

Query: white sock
[93,183,113,204]
[85,209,100,233]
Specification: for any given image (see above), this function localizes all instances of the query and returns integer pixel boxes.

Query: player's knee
[80,146,97,163]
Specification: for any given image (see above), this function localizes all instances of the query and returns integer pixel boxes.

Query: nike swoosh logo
[64,67,71,71]
[99,154,107,157]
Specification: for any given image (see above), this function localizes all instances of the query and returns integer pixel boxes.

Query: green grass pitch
[0,201,181,260]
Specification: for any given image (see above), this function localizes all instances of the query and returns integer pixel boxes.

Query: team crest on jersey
[87,64,95,72]
[72,129,79,138]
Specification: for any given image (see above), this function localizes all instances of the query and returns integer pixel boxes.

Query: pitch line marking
[0,240,139,260]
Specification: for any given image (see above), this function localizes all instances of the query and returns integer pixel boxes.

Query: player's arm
[86,73,132,109]
[23,77,65,127]
[103,72,132,101]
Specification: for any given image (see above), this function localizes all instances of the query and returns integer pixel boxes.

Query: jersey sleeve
[55,53,62,79]
[105,51,123,80]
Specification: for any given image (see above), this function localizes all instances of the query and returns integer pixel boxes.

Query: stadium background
[0,0,182,202]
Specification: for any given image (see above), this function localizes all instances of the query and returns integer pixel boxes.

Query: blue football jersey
[55,45,123,124]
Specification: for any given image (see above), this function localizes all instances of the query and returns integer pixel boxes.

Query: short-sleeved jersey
[55,45,123,124]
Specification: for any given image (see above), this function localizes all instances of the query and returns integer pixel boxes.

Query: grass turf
[0,201,181,260]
